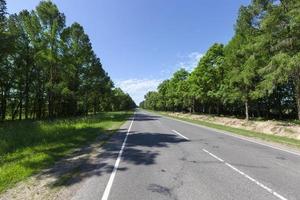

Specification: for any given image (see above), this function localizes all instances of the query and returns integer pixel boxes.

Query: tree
[0,0,135,121]
[155,80,170,111]
[111,88,136,111]
[60,22,94,116]
[141,0,299,121]
[223,5,262,120]
[35,1,66,118]
[170,68,189,111]
[257,0,300,119]
[0,0,6,44]
[189,43,224,114]
[0,0,9,120]
[142,91,160,110]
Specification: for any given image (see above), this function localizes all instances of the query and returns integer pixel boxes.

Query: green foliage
[0,0,6,31]
[0,0,135,121]
[141,69,190,112]
[141,0,299,120]
[111,88,136,111]
[0,0,135,186]
[189,43,225,113]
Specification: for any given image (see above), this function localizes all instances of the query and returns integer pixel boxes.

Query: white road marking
[202,149,288,200]
[156,112,300,157]
[101,114,135,200]
[202,149,224,162]
[172,130,189,140]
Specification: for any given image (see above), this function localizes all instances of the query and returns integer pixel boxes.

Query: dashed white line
[202,149,288,200]
[202,149,224,162]
[156,112,300,157]
[172,130,189,140]
[101,114,135,200]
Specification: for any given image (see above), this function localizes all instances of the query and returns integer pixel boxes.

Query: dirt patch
[167,112,300,140]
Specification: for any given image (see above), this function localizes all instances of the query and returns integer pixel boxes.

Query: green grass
[290,119,300,125]
[0,111,133,193]
[150,110,300,149]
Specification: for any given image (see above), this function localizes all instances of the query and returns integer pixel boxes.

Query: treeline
[0,0,135,120]
[141,0,300,120]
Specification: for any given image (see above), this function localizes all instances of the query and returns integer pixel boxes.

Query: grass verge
[149,110,300,149]
[0,111,133,193]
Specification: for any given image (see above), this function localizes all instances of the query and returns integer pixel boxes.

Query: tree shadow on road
[131,113,161,121]
[40,127,186,188]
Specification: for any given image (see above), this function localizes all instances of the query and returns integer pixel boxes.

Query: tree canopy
[141,0,300,120]
[0,0,135,121]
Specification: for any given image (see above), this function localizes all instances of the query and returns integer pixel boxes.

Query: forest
[141,0,300,120]
[0,0,135,121]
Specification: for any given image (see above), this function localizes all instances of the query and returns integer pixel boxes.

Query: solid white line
[155,112,300,157]
[202,149,288,200]
[101,114,135,200]
[172,130,189,140]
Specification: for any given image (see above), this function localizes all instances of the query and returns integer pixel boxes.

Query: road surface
[71,110,300,200]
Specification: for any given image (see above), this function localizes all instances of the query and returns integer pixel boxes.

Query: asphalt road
[71,110,300,200]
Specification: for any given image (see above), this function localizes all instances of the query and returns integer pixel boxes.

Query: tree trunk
[24,75,29,119]
[2,88,9,121]
[37,93,43,119]
[297,97,300,120]
[84,92,88,116]
[266,92,270,119]
[93,98,97,115]
[48,91,54,118]
[49,37,55,119]
[1,92,7,121]
[296,81,300,120]
[32,100,36,120]
[208,106,212,115]
[257,103,261,118]
[192,97,195,113]
[11,105,15,121]
[12,101,21,121]
[19,97,23,120]
[245,99,249,121]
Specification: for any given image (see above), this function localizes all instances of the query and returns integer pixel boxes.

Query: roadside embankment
[168,112,300,139]
[153,111,300,148]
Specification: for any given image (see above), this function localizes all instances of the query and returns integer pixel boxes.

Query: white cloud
[115,52,203,105]
[158,52,204,79]
[159,68,172,78]
[115,79,162,104]
[177,51,203,72]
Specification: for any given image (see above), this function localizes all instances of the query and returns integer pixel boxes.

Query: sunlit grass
[0,112,133,193]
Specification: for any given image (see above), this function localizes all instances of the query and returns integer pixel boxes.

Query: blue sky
[7,0,250,103]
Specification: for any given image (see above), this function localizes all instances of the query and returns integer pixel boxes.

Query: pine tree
[258,0,300,119]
